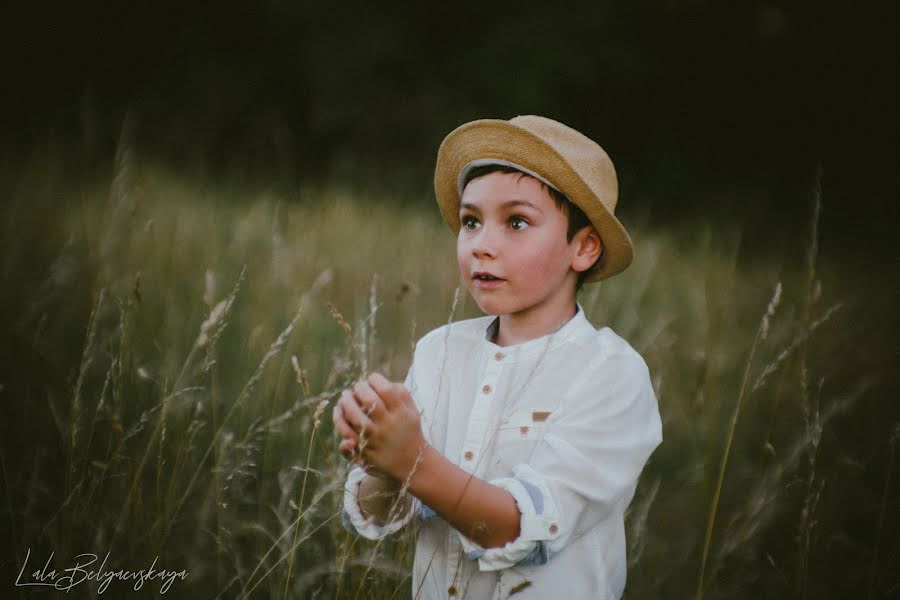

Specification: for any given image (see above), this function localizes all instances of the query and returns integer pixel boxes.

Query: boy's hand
[333,397,387,478]
[337,372,428,482]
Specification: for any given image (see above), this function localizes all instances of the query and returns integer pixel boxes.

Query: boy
[332,115,662,599]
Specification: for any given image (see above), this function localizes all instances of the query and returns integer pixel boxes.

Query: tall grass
[0,152,896,599]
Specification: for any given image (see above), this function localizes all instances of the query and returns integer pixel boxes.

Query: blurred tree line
[1,0,896,268]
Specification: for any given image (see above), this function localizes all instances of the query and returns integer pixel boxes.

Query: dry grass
[0,152,896,599]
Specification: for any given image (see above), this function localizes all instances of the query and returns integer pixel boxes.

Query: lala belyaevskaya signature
[15,547,188,594]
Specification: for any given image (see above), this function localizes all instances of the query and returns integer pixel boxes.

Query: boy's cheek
[455,248,468,277]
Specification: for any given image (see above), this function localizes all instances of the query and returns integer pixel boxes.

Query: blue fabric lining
[516,478,544,515]
[515,541,550,566]
[418,502,438,522]
[341,508,360,536]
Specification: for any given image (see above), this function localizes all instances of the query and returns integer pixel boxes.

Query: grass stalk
[867,426,898,599]
[239,493,341,599]
[163,270,330,542]
[696,281,782,600]
[795,165,824,599]
[282,397,330,599]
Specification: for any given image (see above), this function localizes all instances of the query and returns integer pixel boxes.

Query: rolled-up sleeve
[456,464,560,569]
[341,466,418,538]
[458,349,662,570]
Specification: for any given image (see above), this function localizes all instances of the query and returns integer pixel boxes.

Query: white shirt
[342,302,662,600]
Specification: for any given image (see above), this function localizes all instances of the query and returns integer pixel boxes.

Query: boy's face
[457,172,594,317]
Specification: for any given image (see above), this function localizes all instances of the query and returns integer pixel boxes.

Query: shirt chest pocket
[495,409,551,444]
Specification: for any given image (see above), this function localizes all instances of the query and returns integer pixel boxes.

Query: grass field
[1,149,897,599]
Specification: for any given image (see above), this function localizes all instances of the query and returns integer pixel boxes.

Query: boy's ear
[571,226,603,273]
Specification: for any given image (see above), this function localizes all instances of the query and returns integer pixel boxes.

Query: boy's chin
[470,296,508,316]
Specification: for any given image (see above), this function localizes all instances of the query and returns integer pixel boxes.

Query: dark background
[1,1,897,267]
[1,3,898,598]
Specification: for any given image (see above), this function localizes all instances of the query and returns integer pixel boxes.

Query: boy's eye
[510,216,529,230]
[460,215,479,230]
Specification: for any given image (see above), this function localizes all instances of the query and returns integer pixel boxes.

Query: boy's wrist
[353,454,399,483]
[357,470,412,524]
[368,468,399,484]
[357,444,430,486]
[390,438,431,484]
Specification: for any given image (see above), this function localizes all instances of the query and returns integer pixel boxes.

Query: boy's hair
[461,163,605,293]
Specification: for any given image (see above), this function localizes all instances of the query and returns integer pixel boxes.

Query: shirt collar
[481,302,594,362]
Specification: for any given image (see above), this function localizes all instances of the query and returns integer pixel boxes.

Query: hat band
[457,158,562,199]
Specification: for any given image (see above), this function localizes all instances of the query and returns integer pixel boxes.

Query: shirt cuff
[457,463,562,571]
[342,466,416,539]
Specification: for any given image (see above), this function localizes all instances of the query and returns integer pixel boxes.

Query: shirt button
[520,426,529,435]
[549,523,559,534]
[494,352,504,360]
[448,586,458,596]
[464,450,474,461]
[482,384,491,393]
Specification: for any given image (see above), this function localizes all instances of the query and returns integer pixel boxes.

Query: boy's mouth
[472,271,503,281]
[472,271,505,289]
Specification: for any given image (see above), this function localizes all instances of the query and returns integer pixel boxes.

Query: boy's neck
[492,297,579,347]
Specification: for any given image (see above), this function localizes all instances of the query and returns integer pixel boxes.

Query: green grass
[0,154,896,599]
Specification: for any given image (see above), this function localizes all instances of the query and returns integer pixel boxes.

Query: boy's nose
[471,226,499,258]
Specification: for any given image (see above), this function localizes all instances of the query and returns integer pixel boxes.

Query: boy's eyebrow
[460,199,543,213]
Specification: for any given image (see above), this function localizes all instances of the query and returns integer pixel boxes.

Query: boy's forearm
[357,473,412,525]
[406,445,520,549]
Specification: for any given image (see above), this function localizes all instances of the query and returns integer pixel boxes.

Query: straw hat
[434,115,633,282]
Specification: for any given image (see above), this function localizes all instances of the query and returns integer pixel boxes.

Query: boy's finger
[339,443,356,463]
[337,433,358,460]
[367,372,391,388]
[367,372,400,410]
[333,403,359,442]
[340,389,371,433]
[332,402,347,429]
[352,380,384,418]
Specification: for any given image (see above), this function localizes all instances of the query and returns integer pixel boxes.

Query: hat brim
[434,119,633,282]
